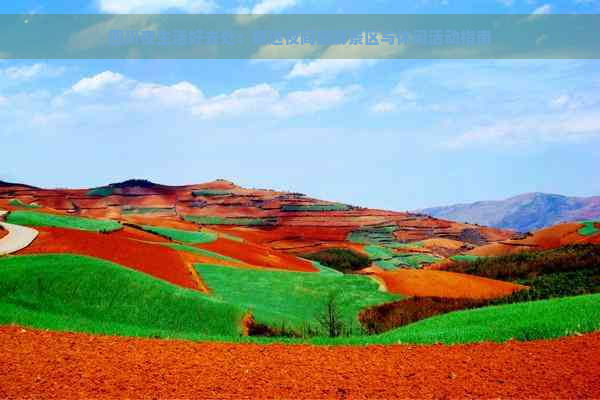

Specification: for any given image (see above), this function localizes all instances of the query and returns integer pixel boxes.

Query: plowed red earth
[366,268,525,299]
[17,227,199,291]
[0,226,6,240]
[1,327,599,399]
[201,237,317,272]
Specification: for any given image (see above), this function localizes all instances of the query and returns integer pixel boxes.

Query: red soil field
[1,326,599,399]
[16,227,199,291]
[470,222,600,257]
[0,226,6,240]
[366,268,525,299]
[200,237,317,272]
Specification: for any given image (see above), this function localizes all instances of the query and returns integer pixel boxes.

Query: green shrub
[301,248,370,274]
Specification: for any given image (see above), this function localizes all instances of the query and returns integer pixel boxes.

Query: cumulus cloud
[70,71,127,94]
[444,112,600,149]
[286,59,375,81]
[193,83,359,119]
[370,101,397,113]
[97,0,217,13]
[0,63,65,81]
[132,81,204,106]
[237,0,297,14]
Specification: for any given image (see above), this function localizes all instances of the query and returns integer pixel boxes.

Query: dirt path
[0,211,39,255]
[1,326,599,399]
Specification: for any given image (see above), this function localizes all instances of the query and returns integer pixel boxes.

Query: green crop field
[368,293,600,345]
[86,186,114,197]
[6,210,121,232]
[281,203,351,212]
[579,221,600,236]
[184,215,277,226]
[195,263,400,332]
[450,254,482,263]
[0,254,245,338]
[8,199,40,209]
[364,245,439,269]
[165,243,243,264]
[192,189,232,197]
[139,225,217,244]
[121,207,175,215]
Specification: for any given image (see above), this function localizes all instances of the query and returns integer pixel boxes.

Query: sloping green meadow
[0,254,245,337]
[195,263,400,332]
[8,199,40,209]
[139,225,217,244]
[579,221,600,236]
[371,293,600,345]
[184,215,277,226]
[6,210,121,232]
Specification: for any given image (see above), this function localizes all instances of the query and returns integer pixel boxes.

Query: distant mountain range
[417,193,600,233]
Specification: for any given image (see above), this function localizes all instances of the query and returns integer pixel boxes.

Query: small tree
[316,292,344,338]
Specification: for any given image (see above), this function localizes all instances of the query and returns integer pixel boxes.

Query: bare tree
[316,292,344,338]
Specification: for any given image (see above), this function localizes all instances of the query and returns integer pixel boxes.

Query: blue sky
[1,0,600,211]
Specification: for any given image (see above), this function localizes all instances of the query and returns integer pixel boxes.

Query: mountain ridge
[418,192,600,232]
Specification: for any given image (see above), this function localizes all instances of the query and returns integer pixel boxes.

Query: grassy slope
[196,263,400,331]
[0,254,244,338]
[140,225,217,244]
[7,210,121,232]
[165,243,243,264]
[8,199,40,209]
[579,221,600,236]
[370,293,600,345]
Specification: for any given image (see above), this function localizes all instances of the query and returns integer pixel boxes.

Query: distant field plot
[374,294,600,345]
[6,211,121,232]
[450,254,482,263]
[122,207,175,215]
[195,263,400,332]
[139,225,217,244]
[347,225,399,246]
[86,187,114,197]
[364,245,439,269]
[166,243,243,264]
[184,215,277,226]
[192,189,233,197]
[281,203,351,212]
[0,254,245,338]
[8,199,40,209]
[579,221,600,236]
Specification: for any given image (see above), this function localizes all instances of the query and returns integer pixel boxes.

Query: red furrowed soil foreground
[1,327,599,399]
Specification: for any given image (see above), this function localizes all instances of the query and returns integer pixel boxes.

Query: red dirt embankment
[1,326,599,399]
[17,227,200,291]
[470,222,600,257]
[0,225,6,240]
[366,268,525,299]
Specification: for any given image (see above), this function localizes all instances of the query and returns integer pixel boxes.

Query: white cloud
[370,101,397,113]
[445,112,600,149]
[239,0,297,14]
[192,83,358,119]
[286,59,375,80]
[70,71,127,94]
[132,81,204,106]
[1,63,65,81]
[97,0,217,13]
[531,4,552,15]
[393,84,417,100]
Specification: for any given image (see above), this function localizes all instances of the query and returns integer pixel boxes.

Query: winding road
[0,210,38,255]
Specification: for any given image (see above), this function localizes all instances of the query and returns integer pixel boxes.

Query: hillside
[0,178,513,263]
[418,192,600,232]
